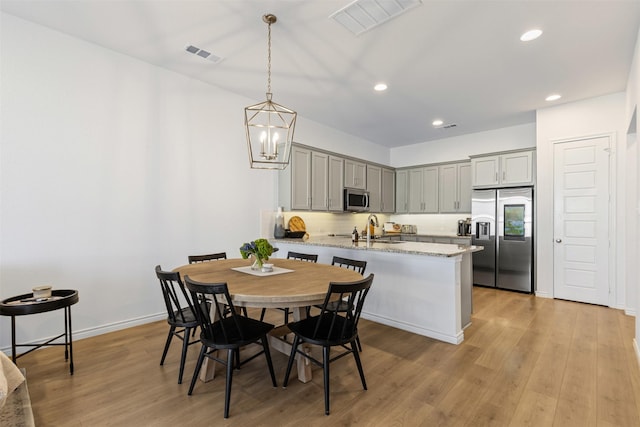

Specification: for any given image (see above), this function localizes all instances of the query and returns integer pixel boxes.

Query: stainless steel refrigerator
[471,187,533,293]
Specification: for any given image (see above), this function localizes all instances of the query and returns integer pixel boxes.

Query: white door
[553,136,610,305]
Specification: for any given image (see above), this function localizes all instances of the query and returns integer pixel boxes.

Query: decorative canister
[274,207,286,239]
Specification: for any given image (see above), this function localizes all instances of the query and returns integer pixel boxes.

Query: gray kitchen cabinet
[408,166,438,213]
[279,146,312,210]
[311,152,329,210]
[366,164,382,212]
[327,155,344,211]
[381,167,395,213]
[471,149,535,188]
[395,170,409,213]
[345,158,367,189]
[439,161,471,213]
[367,165,395,213]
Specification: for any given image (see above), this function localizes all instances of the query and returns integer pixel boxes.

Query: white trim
[550,132,616,306]
[361,311,464,344]
[1,312,165,356]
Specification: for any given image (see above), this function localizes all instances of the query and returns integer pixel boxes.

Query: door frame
[551,132,617,307]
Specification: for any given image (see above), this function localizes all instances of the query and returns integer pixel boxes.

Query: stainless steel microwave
[344,187,370,212]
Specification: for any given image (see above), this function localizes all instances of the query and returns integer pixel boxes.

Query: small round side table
[0,289,79,374]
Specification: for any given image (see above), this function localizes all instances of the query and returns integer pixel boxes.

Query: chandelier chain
[267,19,272,94]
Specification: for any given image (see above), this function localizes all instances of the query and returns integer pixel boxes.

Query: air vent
[330,0,422,36]
[185,45,223,64]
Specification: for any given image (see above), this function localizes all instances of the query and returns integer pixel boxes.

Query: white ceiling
[2,0,639,148]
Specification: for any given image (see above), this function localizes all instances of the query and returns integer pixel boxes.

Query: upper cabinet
[367,165,395,213]
[439,161,471,213]
[344,159,367,189]
[327,155,344,212]
[310,152,329,211]
[395,170,409,214]
[408,166,439,213]
[279,146,312,210]
[471,149,535,188]
[381,168,395,213]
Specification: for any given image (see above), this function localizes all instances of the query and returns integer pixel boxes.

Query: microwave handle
[364,192,369,208]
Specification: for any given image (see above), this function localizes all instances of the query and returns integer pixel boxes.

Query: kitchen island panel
[272,240,472,344]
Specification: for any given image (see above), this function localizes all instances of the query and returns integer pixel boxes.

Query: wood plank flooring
[15,287,640,426]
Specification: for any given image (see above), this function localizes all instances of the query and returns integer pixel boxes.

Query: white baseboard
[2,312,165,356]
[361,311,463,345]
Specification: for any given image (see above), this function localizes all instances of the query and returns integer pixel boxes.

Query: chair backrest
[287,251,318,263]
[188,252,227,264]
[331,256,367,275]
[155,265,196,324]
[183,276,246,344]
[311,274,374,342]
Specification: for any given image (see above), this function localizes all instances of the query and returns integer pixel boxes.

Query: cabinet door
[395,170,409,213]
[422,166,439,213]
[366,165,382,212]
[472,155,500,187]
[408,168,424,213]
[438,163,459,213]
[381,168,395,213]
[501,151,534,185]
[290,147,312,210]
[311,152,329,211]
[345,159,367,189]
[327,155,344,211]
[457,162,472,212]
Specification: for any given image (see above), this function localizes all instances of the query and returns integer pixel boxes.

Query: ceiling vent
[185,45,223,64]
[330,0,422,36]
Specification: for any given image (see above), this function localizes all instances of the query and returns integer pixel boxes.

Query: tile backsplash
[261,210,470,238]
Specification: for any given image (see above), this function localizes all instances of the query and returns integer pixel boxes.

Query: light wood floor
[16,287,640,426]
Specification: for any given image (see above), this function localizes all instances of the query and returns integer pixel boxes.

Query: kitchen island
[271,236,483,344]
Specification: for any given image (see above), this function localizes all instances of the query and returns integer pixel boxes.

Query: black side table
[0,289,79,374]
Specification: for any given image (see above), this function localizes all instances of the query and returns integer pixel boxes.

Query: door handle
[555,238,562,243]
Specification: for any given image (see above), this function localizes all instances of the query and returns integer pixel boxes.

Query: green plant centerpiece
[240,238,276,270]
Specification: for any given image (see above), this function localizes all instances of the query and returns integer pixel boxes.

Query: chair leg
[323,345,331,415]
[260,308,267,321]
[284,308,289,324]
[356,336,363,352]
[261,337,277,387]
[282,336,300,388]
[224,348,235,419]
[178,327,191,384]
[160,325,175,366]
[188,345,207,395]
[351,340,367,390]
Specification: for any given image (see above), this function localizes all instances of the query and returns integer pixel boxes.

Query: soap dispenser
[352,226,359,243]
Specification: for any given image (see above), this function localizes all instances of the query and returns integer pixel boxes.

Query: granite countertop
[272,236,483,258]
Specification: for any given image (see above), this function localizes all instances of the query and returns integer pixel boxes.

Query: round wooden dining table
[174,258,363,383]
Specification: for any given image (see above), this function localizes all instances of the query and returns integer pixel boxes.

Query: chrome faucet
[366,213,379,248]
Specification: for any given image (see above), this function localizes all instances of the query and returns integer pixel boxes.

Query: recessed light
[374,83,387,91]
[432,119,443,127]
[545,94,562,101]
[520,29,542,42]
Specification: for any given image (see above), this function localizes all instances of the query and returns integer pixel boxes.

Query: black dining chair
[259,251,318,324]
[188,252,248,317]
[188,252,227,264]
[155,265,200,384]
[184,276,277,419]
[283,274,374,415]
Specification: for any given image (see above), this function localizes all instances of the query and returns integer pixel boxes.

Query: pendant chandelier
[244,14,297,170]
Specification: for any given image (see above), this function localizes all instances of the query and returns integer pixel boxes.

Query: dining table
[174,258,363,383]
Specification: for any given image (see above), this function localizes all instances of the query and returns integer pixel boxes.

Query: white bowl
[32,285,52,299]
[261,263,274,272]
